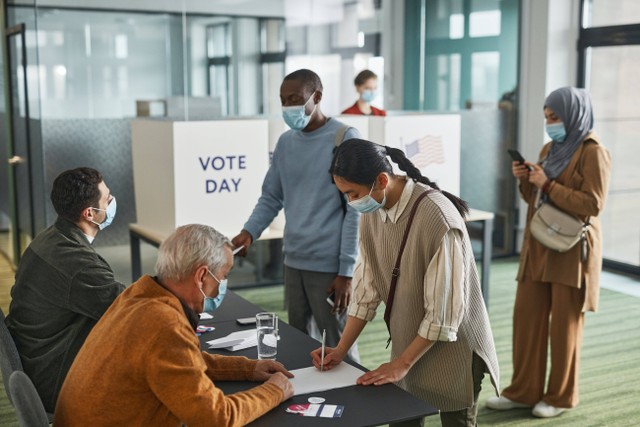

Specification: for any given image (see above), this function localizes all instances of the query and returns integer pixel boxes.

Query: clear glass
[588,45,640,266]
[584,0,640,28]
[261,19,285,53]
[426,53,461,110]
[209,65,229,116]
[426,0,464,40]
[32,9,174,119]
[256,312,278,360]
[470,51,500,105]
[469,0,501,37]
[207,23,232,58]
[261,62,285,115]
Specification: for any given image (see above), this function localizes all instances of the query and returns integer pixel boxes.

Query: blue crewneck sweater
[243,118,360,276]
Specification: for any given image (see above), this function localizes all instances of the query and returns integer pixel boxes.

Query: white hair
[155,224,231,282]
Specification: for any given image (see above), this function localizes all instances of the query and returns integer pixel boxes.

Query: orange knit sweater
[54,275,283,426]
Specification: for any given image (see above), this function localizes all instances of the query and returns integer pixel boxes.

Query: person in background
[312,139,499,427]
[54,224,294,426]
[232,69,361,361]
[486,87,611,418]
[5,167,124,413]
[341,69,386,116]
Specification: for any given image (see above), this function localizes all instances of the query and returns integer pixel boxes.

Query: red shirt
[341,102,386,116]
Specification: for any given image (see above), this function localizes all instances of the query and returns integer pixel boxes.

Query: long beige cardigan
[517,132,611,311]
[355,185,500,412]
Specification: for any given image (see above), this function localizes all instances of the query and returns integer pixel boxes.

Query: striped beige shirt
[348,181,499,411]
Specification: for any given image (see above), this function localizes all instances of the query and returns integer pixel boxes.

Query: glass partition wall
[1,0,387,282]
[579,0,640,273]
[402,0,519,256]
[0,1,286,268]
[9,6,283,121]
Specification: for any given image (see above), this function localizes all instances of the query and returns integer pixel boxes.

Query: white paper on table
[289,363,365,396]
[207,329,257,351]
[199,313,213,320]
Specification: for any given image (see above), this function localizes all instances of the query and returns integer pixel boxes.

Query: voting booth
[130,114,461,237]
[131,119,270,238]
[331,114,461,195]
[366,114,461,196]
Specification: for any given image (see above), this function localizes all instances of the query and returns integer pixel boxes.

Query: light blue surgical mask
[91,196,117,230]
[282,92,316,130]
[348,182,386,213]
[361,90,377,103]
[200,270,227,313]
[546,122,567,143]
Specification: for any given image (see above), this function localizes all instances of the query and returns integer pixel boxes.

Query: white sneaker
[532,401,566,418]
[486,396,530,410]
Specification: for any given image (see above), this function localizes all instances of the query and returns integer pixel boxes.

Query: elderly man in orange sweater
[54,224,294,426]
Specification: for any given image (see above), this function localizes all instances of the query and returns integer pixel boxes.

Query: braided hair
[330,138,469,217]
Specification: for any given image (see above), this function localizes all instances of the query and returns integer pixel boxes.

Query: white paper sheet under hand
[289,363,365,396]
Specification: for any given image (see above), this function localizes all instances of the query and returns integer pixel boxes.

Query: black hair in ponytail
[330,138,469,218]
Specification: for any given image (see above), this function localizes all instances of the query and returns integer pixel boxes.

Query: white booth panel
[131,120,177,234]
[173,121,269,237]
[336,115,369,140]
[370,115,461,196]
[131,119,269,238]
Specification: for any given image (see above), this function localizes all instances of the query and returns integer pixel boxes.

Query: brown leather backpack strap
[383,189,431,346]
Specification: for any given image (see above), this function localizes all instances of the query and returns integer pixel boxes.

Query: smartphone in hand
[507,149,533,171]
[326,291,336,307]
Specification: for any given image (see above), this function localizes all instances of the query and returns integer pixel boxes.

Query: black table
[204,291,268,322]
[199,291,438,426]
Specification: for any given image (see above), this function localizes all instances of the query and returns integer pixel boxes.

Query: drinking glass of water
[256,312,278,360]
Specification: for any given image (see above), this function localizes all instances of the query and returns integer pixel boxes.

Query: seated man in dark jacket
[5,167,125,412]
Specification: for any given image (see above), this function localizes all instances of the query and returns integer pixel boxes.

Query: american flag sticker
[403,135,446,169]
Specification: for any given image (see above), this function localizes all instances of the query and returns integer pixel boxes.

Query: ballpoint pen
[320,329,326,372]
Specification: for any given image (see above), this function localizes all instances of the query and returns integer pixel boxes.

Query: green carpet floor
[0,258,638,426]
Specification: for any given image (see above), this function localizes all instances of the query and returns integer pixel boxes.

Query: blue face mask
[361,90,377,103]
[282,92,316,130]
[546,122,567,143]
[200,270,227,313]
[91,196,117,230]
[348,182,386,213]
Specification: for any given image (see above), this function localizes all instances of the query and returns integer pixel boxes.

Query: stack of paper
[207,329,257,351]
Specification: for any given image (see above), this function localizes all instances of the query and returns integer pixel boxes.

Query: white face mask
[282,92,316,130]
[348,182,386,213]
[90,196,117,230]
[200,270,227,313]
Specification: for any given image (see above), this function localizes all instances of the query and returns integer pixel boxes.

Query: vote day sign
[132,119,269,238]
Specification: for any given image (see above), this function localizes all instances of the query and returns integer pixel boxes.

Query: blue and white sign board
[368,114,461,196]
[131,119,269,238]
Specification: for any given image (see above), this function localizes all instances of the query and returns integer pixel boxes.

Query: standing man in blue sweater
[232,69,360,359]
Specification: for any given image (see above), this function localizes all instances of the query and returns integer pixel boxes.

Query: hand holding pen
[310,343,347,371]
[320,329,326,372]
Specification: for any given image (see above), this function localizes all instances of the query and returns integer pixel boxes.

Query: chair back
[9,371,49,427]
[0,307,24,405]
